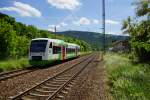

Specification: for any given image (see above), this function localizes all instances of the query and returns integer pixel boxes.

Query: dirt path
[64,56,109,100]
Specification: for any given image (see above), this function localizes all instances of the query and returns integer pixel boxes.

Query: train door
[48,42,52,60]
[62,46,65,60]
[75,47,77,56]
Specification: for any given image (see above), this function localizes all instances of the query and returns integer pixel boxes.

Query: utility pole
[101,0,106,60]
[102,0,106,53]
[54,26,57,33]
[54,26,57,38]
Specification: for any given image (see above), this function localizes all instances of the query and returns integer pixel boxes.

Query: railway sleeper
[70,81,76,85]
[55,78,69,80]
[35,89,54,93]
[47,82,62,85]
[21,95,39,100]
[61,90,69,94]
[48,81,64,85]
[44,83,61,87]
[55,95,64,99]
[29,92,49,97]
[64,87,71,91]
[22,94,48,100]
[55,90,70,99]
[37,86,56,91]
[53,80,66,83]
[40,85,57,90]
[67,83,73,87]
[57,75,72,78]
[29,90,51,95]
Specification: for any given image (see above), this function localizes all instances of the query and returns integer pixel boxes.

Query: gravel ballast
[64,55,109,100]
[0,55,90,99]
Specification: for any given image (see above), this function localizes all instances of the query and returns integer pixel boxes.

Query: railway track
[0,55,89,82]
[0,68,35,82]
[10,54,95,100]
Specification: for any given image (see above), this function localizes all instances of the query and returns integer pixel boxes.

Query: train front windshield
[30,40,48,52]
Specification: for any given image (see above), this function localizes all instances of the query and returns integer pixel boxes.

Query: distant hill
[57,31,129,50]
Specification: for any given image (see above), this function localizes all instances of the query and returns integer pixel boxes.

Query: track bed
[0,54,93,99]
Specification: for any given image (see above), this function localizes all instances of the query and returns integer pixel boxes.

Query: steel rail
[47,55,95,100]
[11,54,93,100]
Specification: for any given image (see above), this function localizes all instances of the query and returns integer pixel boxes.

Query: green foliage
[26,25,40,39]
[58,31,129,50]
[39,30,49,38]
[15,36,30,57]
[122,1,150,62]
[135,0,150,18]
[0,58,30,72]
[131,20,150,61]
[63,36,91,51]
[0,19,16,58]
[104,53,150,100]
[0,13,91,59]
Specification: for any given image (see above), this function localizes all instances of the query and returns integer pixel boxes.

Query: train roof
[32,38,65,44]
[31,38,80,48]
[67,43,80,48]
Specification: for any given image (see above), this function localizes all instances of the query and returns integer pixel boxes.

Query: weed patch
[104,53,150,100]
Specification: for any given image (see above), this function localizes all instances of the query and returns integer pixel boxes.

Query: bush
[104,53,150,100]
[0,58,30,71]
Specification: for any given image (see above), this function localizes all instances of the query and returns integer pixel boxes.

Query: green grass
[0,58,30,72]
[104,53,150,100]
[0,52,90,72]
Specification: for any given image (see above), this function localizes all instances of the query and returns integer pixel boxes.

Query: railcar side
[29,38,80,66]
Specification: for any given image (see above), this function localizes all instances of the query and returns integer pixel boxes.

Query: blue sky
[0,0,136,35]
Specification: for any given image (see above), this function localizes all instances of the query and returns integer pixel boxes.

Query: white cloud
[47,0,81,10]
[107,31,129,36]
[60,22,68,27]
[73,17,92,25]
[48,24,55,28]
[48,25,55,32]
[106,20,119,25]
[48,22,67,32]
[75,17,91,25]
[48,24,60,32]
[73,17,100,26]
[92,19,99,24]
[107,32,119,35]
[0,2,41,17]
[48,27,55,32]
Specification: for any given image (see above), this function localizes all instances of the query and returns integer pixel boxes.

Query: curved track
[10,54,95,100]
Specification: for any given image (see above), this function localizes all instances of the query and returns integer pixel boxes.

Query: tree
[122,16,132,34]
[122,0,150,62]
[39,30,49,38]
[0,20,17,58]
[15,36,29,58]
[135,0,150,18]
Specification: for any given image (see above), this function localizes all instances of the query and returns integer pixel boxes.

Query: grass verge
[104,53,150,100]
[0,52,90,72]
[0,58,30,72]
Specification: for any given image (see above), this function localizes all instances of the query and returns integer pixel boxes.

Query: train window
[53,46,61,54]
[30,40,47,52]
[66,48,75,53]
[49,42,52,48]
